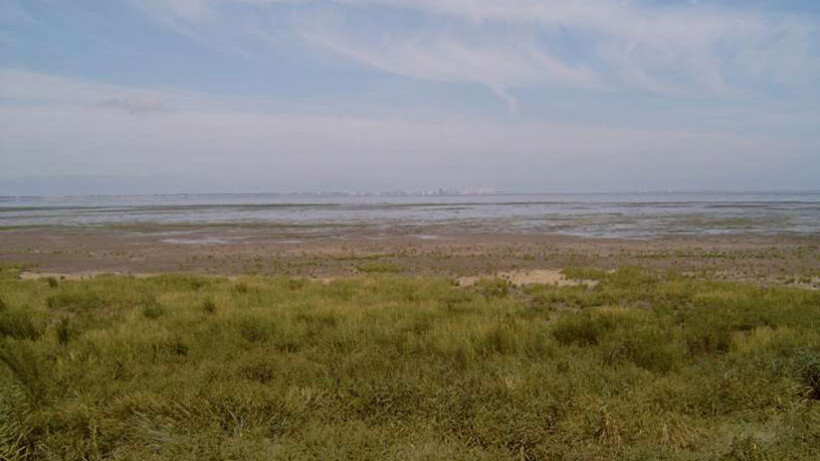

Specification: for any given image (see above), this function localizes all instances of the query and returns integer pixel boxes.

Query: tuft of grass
[201,298,217,314]
[790,347,820,400]
[552,311,612,346]
[233,282,249,294]
[141,303,166,319]
[237,316,273,343]
[600,324,685,373]
[720,435,771,461]
[0,340,50,407]
[474,277,510,299]
[685,325,733,356]
[46,292,105,313]
[55,318,75,346]
[0,310,42,341]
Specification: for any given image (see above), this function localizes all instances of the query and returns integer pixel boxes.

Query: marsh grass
[0,310,42,341]
[0,267,817,460]
[356,261,402,273]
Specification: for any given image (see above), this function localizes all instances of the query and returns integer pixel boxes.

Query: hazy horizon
[2,182,819,198]
[2,1,820,195]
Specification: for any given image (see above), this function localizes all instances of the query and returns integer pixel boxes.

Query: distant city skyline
[2,1,819,195]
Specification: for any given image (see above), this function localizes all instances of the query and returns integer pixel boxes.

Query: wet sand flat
[2,227,818,287]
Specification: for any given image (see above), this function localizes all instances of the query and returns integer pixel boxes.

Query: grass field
[0,265,818,460]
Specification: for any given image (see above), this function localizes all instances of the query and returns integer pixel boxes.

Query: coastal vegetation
[0,265,818,460]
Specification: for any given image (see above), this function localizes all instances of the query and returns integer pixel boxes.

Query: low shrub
[552,311,614,346]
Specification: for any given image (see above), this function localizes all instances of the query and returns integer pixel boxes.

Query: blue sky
[1,0,819,194]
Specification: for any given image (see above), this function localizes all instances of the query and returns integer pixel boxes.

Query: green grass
[356,261,402,273]
[0,266,818,460]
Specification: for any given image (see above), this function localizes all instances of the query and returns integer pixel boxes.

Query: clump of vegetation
[552,310,612,346]
[0,310,42,341]
[0,267,817,460]
[720,435,771,461]
[356,261,401,273]
[141,303,165,319]
[201,298,217,314]
[474,277,510,299]
[0,340,51,407]
[46,292,105,313]
[233,282,249,294]
[562,266,609,281]
[791,348,820,400]
[55,318,75,345]
[287,278,307,290]
[236,315,272,343]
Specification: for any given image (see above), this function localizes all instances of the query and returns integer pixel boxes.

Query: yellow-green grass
[0,266,818,460]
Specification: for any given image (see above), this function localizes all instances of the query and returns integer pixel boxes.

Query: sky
[1,0,819,194]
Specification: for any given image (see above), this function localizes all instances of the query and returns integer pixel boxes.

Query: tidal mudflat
[2,228,818,289]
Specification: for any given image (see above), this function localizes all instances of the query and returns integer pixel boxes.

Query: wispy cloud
[129,0,817,106]
[0,70,183,114]
[299,25,601,112]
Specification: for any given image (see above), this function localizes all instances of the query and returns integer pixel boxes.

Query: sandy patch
[458,269,598,287]
[19,271,121,281]
[161,237,232,245]
[19,271,239,282]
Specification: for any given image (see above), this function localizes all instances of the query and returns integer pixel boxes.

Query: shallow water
[1,192,818,238]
